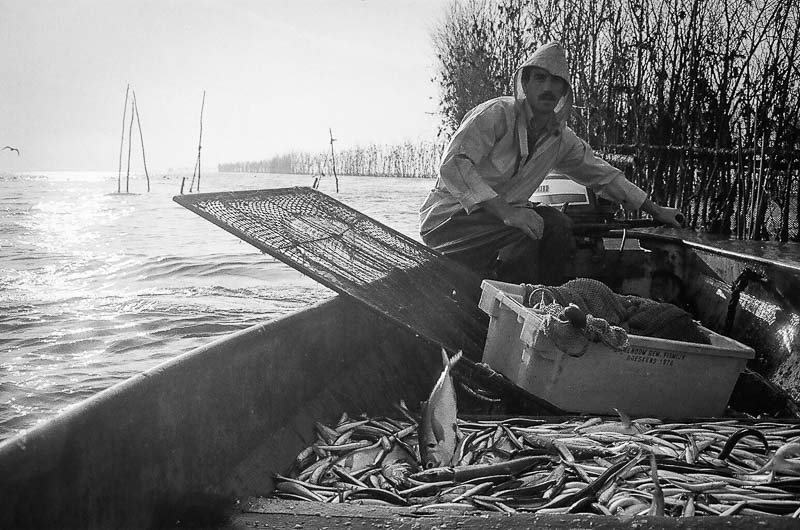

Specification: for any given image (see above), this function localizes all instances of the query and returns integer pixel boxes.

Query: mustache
[539,92,557,101]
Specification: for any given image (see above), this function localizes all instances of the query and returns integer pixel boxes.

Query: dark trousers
[422,205,576,285]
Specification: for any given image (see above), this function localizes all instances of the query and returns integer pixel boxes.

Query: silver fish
[418,348,462,469]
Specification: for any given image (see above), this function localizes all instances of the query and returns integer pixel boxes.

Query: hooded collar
[512,42,573,136]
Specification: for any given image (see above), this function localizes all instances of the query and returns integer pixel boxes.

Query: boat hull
[635,229,800,413]
[0,295,441,529]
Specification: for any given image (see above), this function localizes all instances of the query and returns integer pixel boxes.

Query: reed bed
[608,144,800,242]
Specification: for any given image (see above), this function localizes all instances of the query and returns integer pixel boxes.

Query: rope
[522,278,709,355]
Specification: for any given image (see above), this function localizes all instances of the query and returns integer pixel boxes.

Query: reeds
[607,143,800,240]
[531,0,799,240]
[429,0,800,240]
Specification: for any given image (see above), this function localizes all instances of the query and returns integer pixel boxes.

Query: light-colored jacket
[419,43,647,235]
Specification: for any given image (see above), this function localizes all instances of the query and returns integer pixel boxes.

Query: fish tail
[441,348,462,372]
[614,407,632,428]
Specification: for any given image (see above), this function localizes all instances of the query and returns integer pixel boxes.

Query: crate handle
[526,286,558,309]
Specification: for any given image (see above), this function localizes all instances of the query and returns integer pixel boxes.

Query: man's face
[524,67,567,115]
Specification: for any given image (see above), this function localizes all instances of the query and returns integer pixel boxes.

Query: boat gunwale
[630,228,800,275]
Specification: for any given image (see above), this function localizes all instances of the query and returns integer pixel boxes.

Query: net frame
[174,187,489,358]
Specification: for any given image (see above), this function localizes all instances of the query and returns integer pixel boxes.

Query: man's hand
[480,196,544,240]
[503,206,544,240]
[640,199,684,229]
[651,206,684,228]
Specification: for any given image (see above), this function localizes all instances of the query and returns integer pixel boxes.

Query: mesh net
[523,278,710,344]
[173,187,489,358]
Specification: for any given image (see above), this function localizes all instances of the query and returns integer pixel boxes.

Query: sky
[0,0,451,172]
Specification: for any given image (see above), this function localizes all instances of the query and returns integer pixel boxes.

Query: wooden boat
[2,222,800,528]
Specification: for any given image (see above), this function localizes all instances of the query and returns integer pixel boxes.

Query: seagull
[2,146,20,155]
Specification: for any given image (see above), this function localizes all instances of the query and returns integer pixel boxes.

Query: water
[0,171,433,443]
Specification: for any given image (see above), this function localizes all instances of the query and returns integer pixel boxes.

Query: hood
[512,42,573,127]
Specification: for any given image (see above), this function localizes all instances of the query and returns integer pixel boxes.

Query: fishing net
[523,278,710,345]
[173,187,489,358]
[524,287,629,356]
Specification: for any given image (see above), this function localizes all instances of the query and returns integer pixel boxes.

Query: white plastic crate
[478,280,755,418]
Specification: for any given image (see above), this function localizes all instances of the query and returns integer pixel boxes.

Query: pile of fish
[273,350,800,518]
[275,410,800,518]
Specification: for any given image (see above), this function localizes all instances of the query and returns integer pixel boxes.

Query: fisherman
[419,42,683,285]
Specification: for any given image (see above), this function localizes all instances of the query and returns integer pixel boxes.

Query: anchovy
[418,349,462,469]
[275,480,326,502]
[348,487,409,506]
[538,455,643,511]
[412,502,477,513]
[282,414,800,517]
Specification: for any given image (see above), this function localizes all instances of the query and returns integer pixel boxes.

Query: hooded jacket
[419,42,647,235]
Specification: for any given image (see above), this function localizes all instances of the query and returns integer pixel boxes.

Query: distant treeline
[218,141,445,179]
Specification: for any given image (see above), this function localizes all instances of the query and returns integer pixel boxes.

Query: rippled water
[0,171,432,442]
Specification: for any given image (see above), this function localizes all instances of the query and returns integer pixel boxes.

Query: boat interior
[2,206,800,528]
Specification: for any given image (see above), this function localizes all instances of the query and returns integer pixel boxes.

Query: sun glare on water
[29,193,134,253]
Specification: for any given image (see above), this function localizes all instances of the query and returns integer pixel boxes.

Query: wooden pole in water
[189,91,205,193]
[329,128,339,192]
[189,157,198,192]
[132,90,150,192]
[197,90,205,192]
[117,84,130,194]
[125,99,135,193]
[197,90,206,191]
